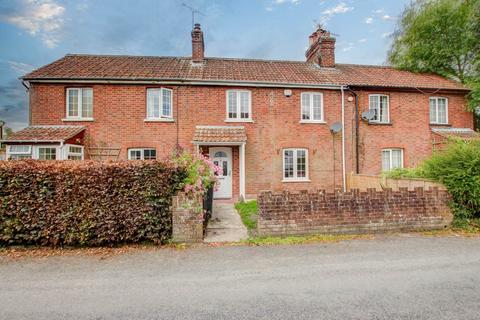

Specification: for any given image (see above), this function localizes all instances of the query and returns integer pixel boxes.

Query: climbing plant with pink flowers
[173,151,222,196]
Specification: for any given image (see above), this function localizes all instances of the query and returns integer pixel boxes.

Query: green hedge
[0,160,186,246]
[387,140,480,221]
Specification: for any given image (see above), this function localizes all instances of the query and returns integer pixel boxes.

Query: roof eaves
[22,77,345,89]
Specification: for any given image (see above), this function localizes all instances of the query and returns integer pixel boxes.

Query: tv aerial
[312,20,340,37]
[361,109,376,121]
[330,122,342,134]
[182,2,205,28]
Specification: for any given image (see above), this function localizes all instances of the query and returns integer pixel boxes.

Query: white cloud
[381,14,396,21]
[273,0,300,4]
[320,2,353,24]
[358,38,367,43]
[382,32,393,38]
[375,9,384,14]
[340,42,355,52]
[322,3,353,15]
[365,17,373,24]
[7,60,35,75]
[265,7,273,11]
[0,0,65,48]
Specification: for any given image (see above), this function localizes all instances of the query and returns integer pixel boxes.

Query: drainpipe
[341,86,346,192]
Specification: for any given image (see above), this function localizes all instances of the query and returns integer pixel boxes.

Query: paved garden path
[204,202,248,242]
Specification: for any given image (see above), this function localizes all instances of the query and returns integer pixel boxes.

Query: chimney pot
[191,23,204,63]
[305,27,336,68]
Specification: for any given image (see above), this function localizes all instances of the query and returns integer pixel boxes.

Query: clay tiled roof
[3,125,85,143]
[22,55,468,91]
[432,128,480,140]
[193,126,247,143]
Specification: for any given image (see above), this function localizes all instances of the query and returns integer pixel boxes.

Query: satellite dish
[361,109,376,121]
[330,122,342,134]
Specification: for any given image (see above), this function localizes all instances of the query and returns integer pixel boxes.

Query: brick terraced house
[3,25,477,200]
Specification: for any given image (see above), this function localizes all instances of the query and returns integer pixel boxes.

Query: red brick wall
[353,90,472,174]
[257,188,453,236]
[29,83,473,198]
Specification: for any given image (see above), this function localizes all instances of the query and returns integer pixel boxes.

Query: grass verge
[235,200,258,232]
[242,233,373,246]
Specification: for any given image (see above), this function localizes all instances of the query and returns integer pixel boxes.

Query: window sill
[368,121,392,126]
[282,179,311,183]
[430,123,451,127]
[299,120,326,124]
[225,119,254,123]
[62,118,94,122]
[144,118,175,122]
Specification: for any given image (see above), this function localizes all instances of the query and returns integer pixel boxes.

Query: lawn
[235,200,258,233]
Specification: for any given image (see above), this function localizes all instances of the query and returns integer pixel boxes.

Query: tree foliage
[388,0,480,109]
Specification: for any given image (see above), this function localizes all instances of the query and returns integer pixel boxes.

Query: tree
[388,0,480,110]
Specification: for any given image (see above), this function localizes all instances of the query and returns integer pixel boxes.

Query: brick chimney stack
[305,27,336,68]
[191,23,204,63]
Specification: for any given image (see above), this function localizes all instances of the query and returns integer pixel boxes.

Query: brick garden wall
[257,188,453,236]
[171,192,204,243]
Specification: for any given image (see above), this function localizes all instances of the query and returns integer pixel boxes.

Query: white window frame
[145,88,173,122]
[300,92,325,123]
[369,94,390,123]
[35,145,60,160]
[65,144,84,160]
[429,97,449,124]
[128,148,157,160]
[7,145,32,160]
[65,88,94,121]
[282,148,309,182]
[225,90,253,122]
[382,148,404,171]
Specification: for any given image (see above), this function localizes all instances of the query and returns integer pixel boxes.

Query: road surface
[1,235,479,319]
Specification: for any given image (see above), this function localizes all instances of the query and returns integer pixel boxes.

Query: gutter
[1,139,64,143]
[22,78,344,90]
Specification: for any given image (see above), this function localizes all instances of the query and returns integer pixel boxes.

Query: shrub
[173,151,221,196]
[386,139,480,220]
[0,160,186,246]
[384,167,426,179]
[420,140,480,219]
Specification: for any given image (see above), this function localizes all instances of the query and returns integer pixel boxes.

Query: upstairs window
[128,148,157,160]
[283,148,308,181]
[382,149,403,171]
[369,94,389,123]
[430,97,448,124]
[147,88,173,120]
[66,88,93,119]
[7,145,32,160]
[227,90,251,121]
[301,92,324,122]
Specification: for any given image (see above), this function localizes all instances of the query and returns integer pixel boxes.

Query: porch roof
[431,128,480,140]
[2,125,85,143]
[193,126,247,144]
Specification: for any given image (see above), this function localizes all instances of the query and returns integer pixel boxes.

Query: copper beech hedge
[0,160,186,246]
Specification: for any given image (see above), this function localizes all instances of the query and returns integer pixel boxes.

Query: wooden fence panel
[346,173,445,191]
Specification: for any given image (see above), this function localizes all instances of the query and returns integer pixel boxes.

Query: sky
[0,0,410,130]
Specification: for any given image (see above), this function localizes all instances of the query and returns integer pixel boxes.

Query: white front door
[210,147,232,199]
